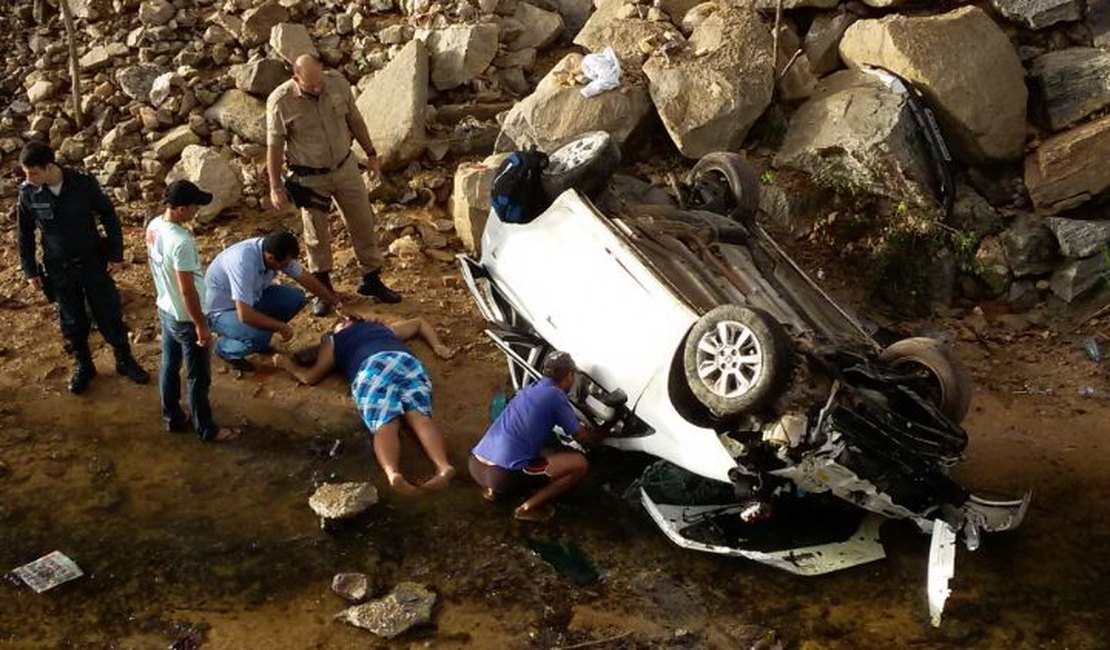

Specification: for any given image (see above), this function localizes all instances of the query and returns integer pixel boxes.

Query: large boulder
[1090,0,1110,47]
[775,70,937,205]
[229,58,288,97]
[115,64,164,103]
[990,0,1081,30]
[152,124,200,160]
[356,39,429,169]
[269,22,318,63]
[335,582,435,639]
[643,7,773,158]
[1045,218,1110,259]
[839,6,1027,163]
[1000,214,1060,277]
[804,9,857,76]
[241,2,290,47]
[1028,48,1110,131]
[165,145,241,222]
[203,89,267,144]
[451,153,510,254]
[508,3,564,51]
[546,0,594,41]
[575,0,683,65]
[418,24,500,91]
[1050,255,1107,302]
[496,53,652,152]
[1024,114,1110,214]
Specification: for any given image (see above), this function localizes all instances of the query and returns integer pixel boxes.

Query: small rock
[270,22,319,64]
[389,235,422,257]
[335,582,435,638]
[139,0,175,26]
[26,80,55,103]
[332,573,371,602]
[309,482,379,520]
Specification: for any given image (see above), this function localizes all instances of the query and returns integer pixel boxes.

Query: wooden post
[58,0,84,129]
[772,0,784,75]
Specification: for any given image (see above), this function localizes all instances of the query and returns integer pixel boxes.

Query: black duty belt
[289,151,351,177]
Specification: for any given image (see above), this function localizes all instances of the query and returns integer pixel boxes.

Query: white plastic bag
[580,47,622,98]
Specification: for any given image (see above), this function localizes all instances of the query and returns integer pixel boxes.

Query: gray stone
[497,53,652,153]
[1050,254,1107,302]
[26,80,55,104]
[378,25,409,45]
[990,0,1081,30]
[241,2,291,48]
[270,22,318,63]
[335,582,435,638]
[355,39,428,169]
[1007,280,1041,311]
[493,67,530,96]
[148,72,181,108]
[418,24,500,91]
[494,48,536,70]
[775,69,934,204]
[204,24,236,45]
[804,9,857,76]
[230,59,289,97]
[369,0,394,12]
[839,6,1027,163]
[509,3,564,51]
[774,21,818,102]
[152,124,200,160]
[1029,48,1110,131]
[332,573,371,602]
[1024,114,1110,214]
[165,145,241,222]
[138,0,175,26]
[546,0,593,41]
[1001,214,1060,277]
[1090,0,1110,47]
[309,482,379,520]
[452,153,510,253]
[203,89,267,144]
[575,0,682,65]
[67,0,110,19]
[645,7,773,159]
[758,180,820,236]
[974,235,1012,297]
[1045,218,1110,258]
[116,64,164,103]
[79,43,129,71]
[951,184,1004,236]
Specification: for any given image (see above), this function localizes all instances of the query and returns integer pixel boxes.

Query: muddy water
[1,338,1109,649]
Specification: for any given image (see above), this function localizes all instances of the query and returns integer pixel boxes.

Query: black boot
[357,272,401,304]
[312,271,333,317]
[68,348,97,395]
[114,348,150,385]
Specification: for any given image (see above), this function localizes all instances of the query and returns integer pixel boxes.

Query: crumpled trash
[580,47,622,98]
[1082,338,1101,363]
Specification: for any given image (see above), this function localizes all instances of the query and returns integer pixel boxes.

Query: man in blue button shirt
[469,351,603,522]
[204,230,345,371]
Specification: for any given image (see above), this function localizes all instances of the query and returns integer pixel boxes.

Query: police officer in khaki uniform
[267,54,400,316]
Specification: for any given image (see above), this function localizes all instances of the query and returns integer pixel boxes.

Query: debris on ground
[308,482,379,525]
[332,572,371,602]
[11,551,84,593]
[334,582,436,638]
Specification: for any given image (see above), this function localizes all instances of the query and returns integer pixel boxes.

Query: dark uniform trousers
[47,260,130,356]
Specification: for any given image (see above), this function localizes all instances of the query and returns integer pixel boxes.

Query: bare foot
[388,474,420,496]
[513,502,555,522]
[421,466,456,491]
[212,427,240,443]
[433,344,455,360]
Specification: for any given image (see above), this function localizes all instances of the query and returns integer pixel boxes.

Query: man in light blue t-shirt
[146,180,237,442]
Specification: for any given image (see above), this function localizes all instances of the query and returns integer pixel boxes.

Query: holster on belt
[283,171,332,212]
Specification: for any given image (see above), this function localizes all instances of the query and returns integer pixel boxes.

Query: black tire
[681,305,794,417]
[541,131,621,200]
[687,152,761,224]
[879,337,972,423]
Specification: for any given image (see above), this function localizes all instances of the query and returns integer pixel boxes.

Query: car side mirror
[596,388,627,408]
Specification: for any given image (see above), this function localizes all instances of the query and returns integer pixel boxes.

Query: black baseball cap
[165,179,213,207]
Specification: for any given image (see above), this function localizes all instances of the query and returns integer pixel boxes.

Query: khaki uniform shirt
[266,71,366,169]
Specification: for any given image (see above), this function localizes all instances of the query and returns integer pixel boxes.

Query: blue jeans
[159,310,216,440]
[208,284,306,360]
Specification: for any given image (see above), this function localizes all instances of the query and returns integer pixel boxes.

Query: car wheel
[682,305,794,417]
[687,153,760,225]
[879,337,972,423]
[541,131,621,200]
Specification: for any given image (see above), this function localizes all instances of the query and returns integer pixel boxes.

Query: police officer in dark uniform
[17,142,150,394]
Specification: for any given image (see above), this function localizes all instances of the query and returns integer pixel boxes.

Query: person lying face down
[272,314,456,494]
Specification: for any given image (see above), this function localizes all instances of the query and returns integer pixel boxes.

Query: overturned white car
[458,132,1028,625]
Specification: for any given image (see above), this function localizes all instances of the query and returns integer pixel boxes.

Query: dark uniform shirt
[17,167,124,278]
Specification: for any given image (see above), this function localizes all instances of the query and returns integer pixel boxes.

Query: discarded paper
[12,551,84,593]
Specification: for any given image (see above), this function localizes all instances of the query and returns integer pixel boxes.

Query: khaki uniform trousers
[297,155,384,274]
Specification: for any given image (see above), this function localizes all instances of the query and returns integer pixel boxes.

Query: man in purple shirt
[469,351,602,522]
